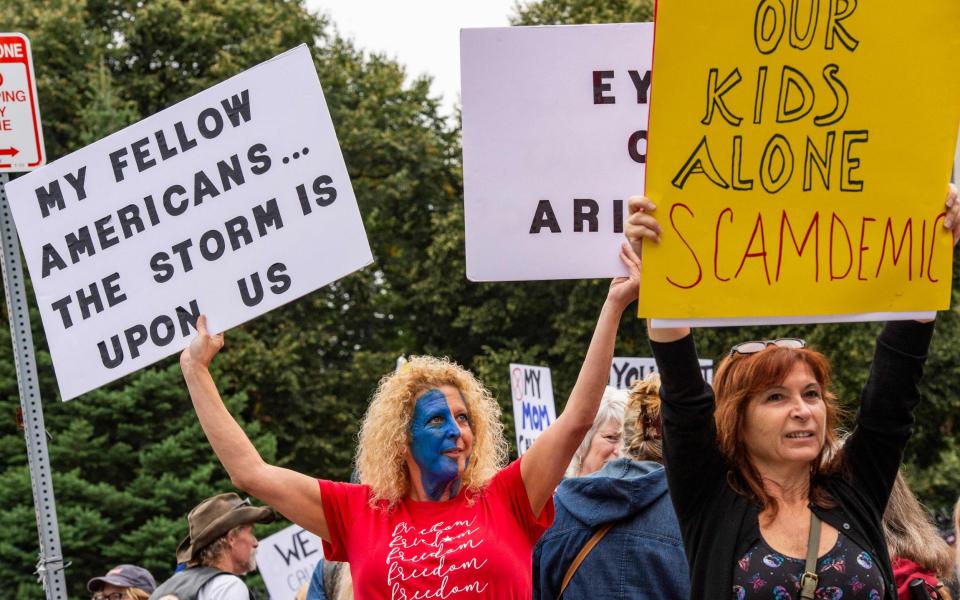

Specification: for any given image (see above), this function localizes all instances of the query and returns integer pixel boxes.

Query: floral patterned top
[733,533,885,600]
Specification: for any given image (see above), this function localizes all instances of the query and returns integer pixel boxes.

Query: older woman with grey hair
[566,386,628,477]
[536,373,689,599]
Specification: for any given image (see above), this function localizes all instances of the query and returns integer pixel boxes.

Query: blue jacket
[304,558,327,600]
[533,458,689,600]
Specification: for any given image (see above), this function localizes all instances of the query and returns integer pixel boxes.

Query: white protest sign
[461,23,652,281]
[609,357,713,390]
[0,32,45,171]
[5,45,373,401]
[509,363,556,456]
[257,524,323,600]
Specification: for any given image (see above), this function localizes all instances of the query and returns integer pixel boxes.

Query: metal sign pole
[0,173,67,598]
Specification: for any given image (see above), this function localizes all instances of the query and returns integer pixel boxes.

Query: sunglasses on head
[728,338,806,356]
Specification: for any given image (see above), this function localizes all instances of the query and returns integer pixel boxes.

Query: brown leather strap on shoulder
[799,512,822,600]
[559,522,615,598]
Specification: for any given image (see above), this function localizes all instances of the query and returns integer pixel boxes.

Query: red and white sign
[0,33,45,172]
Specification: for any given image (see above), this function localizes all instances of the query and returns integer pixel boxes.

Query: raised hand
[607,242,643,310]
[180,314,224,372]
[625,195,662,257]
[944,183,959,246]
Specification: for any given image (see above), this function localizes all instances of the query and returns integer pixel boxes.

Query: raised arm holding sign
[178,243,644,599]
[626,183,957,599]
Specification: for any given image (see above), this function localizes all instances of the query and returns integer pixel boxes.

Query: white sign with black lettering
[258,524,323,600]
[5,45,373,400]
[609,357,714,389]
[461,23,653,281]
[509,363,556,456]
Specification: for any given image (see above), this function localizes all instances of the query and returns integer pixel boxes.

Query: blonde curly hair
[623,372,663,463]
[356,356,508,507]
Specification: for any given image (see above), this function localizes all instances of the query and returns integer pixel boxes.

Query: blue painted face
[409,388,469,501]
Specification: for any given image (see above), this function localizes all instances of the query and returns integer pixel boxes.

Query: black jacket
[650,320,934,600]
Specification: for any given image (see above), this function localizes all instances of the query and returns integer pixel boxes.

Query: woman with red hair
[624,185,959,600]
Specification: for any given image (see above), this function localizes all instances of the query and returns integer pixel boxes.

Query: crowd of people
[88,184,960,599]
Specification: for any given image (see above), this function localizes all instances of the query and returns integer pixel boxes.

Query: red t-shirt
[318,458,554,599]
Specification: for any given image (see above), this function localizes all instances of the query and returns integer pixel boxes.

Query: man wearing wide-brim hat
[151,493,275,600]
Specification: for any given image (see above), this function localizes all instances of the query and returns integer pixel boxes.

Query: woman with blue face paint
[179,243,644,599]
[406,388,469,500]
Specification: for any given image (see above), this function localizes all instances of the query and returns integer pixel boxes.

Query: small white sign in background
[609,357,714,390]
[0,32,45,171]
[461,23,653,281]
[258,524,323,600]
[6,45,373,400]
[509,363,556,456]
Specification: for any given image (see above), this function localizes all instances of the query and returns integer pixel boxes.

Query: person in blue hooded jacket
[533,373,689,599]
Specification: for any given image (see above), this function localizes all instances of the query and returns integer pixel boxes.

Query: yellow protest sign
[641,1,960,319]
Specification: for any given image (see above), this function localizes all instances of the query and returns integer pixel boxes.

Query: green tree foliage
[511,0,653,25]
[76,62,140,147]
[0,0,957,596]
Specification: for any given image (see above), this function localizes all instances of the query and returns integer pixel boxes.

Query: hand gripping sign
[5,46,373,400]
[641,1,960,324]
[0,32,45,171]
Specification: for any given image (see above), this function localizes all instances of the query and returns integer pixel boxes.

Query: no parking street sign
[0,32,45,172]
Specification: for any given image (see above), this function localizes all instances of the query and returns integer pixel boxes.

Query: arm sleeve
[317,479,368,562]
[650,333,728,522]
[842,320,934,511]
[490,457,555,545]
